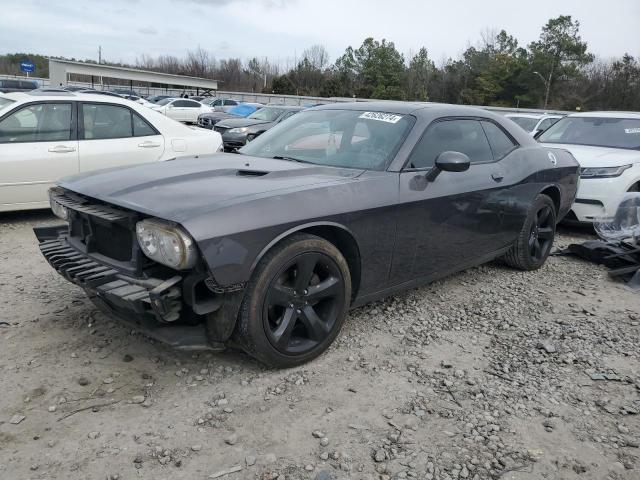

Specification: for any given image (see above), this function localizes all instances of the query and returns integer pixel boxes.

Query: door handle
[48,145,76,153]
[491,171,504,182]
[138,141,161,148]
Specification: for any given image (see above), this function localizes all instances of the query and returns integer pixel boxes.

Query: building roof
[49,58,219,90]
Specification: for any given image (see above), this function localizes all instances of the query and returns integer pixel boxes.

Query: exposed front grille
[214,126,228,134]
[53,188,141,273]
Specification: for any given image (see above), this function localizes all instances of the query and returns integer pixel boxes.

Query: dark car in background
[197,102,263,129]
[203,97,241,112]
[36,102,579,368]
[215,105,303,150]
[0,78,39,93]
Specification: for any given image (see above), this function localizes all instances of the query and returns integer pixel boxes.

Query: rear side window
[0,103,72,143]
[183,100,201,108]
[481,121,517,160]
[407,119,493,169]
[132,112,157,136]
[82,103,157,139]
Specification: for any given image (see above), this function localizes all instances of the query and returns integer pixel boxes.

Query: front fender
[197,221,357,287]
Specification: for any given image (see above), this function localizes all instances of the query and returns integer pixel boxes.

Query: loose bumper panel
[38,235,182,323]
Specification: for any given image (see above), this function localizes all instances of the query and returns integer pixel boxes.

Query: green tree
[334,38,406,99]
[270,75,296,95]
[528,15,594,108]
[405,48,435,101]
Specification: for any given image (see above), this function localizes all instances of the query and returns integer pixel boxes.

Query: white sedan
[150,98,214,123]
[0,91,222,212]
[538,111,640,223]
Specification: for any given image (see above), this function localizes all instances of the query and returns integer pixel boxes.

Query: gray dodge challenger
[35,102,580,367]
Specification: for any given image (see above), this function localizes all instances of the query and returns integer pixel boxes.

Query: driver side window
[0,103,72,143]
[407,119,493,169]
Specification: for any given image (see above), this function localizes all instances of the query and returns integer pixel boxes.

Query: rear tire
[234,233,351,368]
[503,194,556,271]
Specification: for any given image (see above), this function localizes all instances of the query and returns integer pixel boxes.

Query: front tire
[234,233,351,368]
[503,194,556,271]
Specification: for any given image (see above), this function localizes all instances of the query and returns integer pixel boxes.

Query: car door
[181,100,202,123]
[165,100,184,121]
[389,117,517,283]
[78,102,164,172]
[0,101,78,210]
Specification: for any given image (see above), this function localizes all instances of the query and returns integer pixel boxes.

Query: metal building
[48,59,218,93]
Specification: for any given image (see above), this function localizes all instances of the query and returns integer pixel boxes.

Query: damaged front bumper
[35,225,221,351]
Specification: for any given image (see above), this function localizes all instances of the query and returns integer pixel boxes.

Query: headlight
[135,219,197,270]
[49,191,68,220]
[228,127,249,134]
[580,164,632,178]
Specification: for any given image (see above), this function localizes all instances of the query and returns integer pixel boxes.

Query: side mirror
[426,151,471,181]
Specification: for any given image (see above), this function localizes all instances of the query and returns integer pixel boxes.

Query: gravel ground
[0,210,638,480]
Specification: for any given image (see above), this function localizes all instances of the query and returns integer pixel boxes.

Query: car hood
[58,154,364,224]
[540,143,640,167]
[216,118,270,129]
[199,111,236,120]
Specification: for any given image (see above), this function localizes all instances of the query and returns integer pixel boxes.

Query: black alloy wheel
[231,233,351,367]
[264,252,345,355]
[503,194,557,271]
[529,204,554,262]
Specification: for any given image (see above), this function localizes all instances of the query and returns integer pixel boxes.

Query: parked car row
[2,86,638,367]
[213,105,303,150]
[0,78,39,93]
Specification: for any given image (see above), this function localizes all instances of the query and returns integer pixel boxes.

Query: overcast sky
[1,0,638,68]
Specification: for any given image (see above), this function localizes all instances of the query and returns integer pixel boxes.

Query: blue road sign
[20,61,35,73]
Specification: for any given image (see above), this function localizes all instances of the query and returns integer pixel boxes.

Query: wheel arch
[540,185,561,218]
[250,222,362,301]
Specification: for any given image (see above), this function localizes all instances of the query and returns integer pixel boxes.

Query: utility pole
[533,70,552,110]
[98,46,102,64]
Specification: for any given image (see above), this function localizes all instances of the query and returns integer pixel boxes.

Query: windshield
[156,98,173,106]
[240,109,414,171]
[248,107,284,122]
[539,116,640,150]
[508,116,539,132]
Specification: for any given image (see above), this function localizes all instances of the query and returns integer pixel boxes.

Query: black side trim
[575,198,604,206]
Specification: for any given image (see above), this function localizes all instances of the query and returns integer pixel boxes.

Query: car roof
[505,113,543,119]
[311,101,501,119]
[5,91,143,106]
[568,111,640,119]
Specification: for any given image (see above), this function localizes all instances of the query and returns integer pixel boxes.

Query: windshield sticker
[624,128,640,134]
[359,112,403,124]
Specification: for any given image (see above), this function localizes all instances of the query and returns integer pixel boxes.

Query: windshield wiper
[272,155,314,164]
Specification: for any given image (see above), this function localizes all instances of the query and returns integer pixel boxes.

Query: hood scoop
[236,169,269,177]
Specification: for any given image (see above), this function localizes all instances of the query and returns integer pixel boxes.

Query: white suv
[0,91,222,212]
[538,112,640,223]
